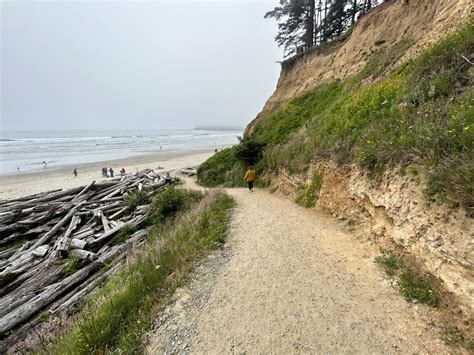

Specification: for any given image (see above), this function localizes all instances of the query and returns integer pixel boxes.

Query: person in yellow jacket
[243,166,257,192]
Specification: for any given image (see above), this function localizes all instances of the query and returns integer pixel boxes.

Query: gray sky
[0,0,281,131]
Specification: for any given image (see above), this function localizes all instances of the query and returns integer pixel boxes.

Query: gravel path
[146,187,450,354]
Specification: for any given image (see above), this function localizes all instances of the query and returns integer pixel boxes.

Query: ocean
[0,129,241,174]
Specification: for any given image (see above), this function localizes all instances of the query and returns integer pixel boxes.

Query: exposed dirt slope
[246,0,472,134]
[270,163,474,335]
[147,186,450,353]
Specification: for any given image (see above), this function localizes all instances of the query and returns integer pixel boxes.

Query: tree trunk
[351,0,357,25]
[323,0,328,42]
[307,0,316,47]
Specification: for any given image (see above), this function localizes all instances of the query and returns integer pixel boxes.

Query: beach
[0,149,214,200]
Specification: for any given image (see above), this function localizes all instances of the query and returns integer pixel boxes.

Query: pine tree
[265,0,316,57]
[266,0,379,58]
[324,0,348,41]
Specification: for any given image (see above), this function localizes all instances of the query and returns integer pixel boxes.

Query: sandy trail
[147,186,449,354]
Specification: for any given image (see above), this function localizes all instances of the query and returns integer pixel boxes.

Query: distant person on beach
[120,168,126,176]
[17,167,20,172]
[73,168,78,178]
[109,167,114,178]
[42,161,47,169]
[165,172,172,183]
[244,166,256,192]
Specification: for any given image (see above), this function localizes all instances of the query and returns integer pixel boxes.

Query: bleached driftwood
[0,169,174,344]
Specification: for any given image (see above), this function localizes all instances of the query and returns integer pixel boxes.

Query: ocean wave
[17,136,112,143]
[0,138,17,142]
[95,142,131,146]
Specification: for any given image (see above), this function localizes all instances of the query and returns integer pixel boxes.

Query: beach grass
[48,189,235,354]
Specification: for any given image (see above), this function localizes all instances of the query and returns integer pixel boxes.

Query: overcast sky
[0,0,281,131]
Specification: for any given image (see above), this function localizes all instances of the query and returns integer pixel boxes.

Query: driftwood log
[0,169,176,349]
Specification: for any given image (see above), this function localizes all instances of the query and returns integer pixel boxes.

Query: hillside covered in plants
[199,17,473,210]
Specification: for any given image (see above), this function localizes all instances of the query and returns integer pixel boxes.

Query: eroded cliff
[247,0,472,134]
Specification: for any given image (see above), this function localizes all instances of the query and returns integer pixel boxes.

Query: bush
[234,136,266,166]
[147,186,202,224]
[124,190,150,211]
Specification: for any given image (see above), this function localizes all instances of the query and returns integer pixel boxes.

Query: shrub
[124,190,150,211]
[234,136,266,166]
[147,186,202,224]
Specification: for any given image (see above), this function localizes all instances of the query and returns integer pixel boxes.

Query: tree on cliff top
[266,0,379,58]
[264,0,315,57]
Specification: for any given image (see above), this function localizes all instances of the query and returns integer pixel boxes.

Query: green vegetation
[399,268,438,307]
[49,190,235,354]
[110,224,137,246]
[375,251,438,306]
[295,167,324,207]
[147,186,202,224]
[61,254,82,278]
[197,23,474,210]
[440,325,474,350]
[0,237,30,253]
[374,252,400,277]
[124,190,150,211]
[197,147,246,187]
[358,39,413,79]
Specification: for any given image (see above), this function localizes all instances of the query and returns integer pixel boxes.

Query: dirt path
[146,186,450,353]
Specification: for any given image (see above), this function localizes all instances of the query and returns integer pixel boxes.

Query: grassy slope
[48,188,235,354]
[198,22,473,209]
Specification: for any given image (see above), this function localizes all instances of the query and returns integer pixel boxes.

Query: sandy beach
[0,149,215,200]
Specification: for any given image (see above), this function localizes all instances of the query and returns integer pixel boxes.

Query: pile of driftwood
[0,169,174,350]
